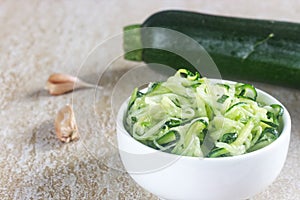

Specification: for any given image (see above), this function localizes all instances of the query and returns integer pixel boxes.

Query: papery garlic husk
[45,73,94,95]
[55,104,79,143]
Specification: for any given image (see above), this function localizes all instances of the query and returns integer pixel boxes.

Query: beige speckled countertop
[0,0,300,199]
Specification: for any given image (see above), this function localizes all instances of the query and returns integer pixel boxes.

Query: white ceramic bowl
[116,79,291,200]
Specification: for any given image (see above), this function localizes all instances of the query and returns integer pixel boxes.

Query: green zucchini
[123,10,300,88]
[156,130,180,146]
[207,148,229,158]
[235,83,257,100]
[219,132,238,144]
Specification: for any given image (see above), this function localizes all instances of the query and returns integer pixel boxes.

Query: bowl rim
[117,78,291,161]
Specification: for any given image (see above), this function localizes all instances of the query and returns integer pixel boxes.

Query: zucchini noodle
[124,69,284,157]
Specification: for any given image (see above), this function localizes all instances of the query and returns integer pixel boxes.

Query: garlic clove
[45,73,95,95]
[48,73,78,84]
[46,82,76,96]
[55,104,79,143]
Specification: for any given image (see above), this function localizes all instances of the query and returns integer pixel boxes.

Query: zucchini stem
[123,24,143,61]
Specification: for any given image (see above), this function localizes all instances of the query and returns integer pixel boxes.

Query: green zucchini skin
[128,10,300,88]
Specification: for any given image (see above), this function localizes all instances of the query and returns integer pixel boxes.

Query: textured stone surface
[0,0,299,199]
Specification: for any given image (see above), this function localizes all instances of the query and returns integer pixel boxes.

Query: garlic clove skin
[55,104,79,143]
